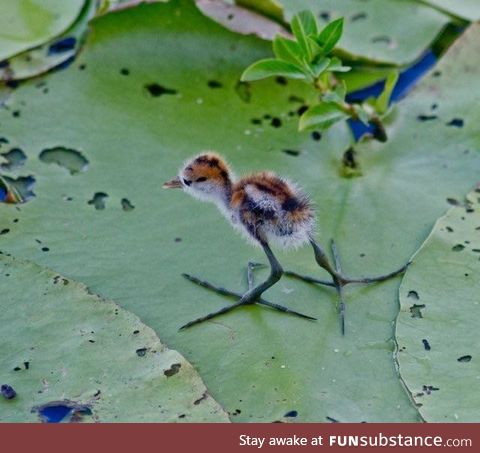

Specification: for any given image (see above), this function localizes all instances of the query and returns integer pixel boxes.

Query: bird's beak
[163,176,182,189]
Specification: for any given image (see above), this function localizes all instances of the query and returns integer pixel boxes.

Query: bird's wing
[243,182,280,214]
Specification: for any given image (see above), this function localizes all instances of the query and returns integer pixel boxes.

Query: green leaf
[310,56,330,77]
[0,255,229,422]
[376,70,399,114]
[296,10,319,36]
[396,187,480,422]
[299,102,348,131]
[316,17,344,55]
[306,36,322,59]
[327,56,351,73]
[241,58,306,81]
[272,36,303,66]
[290,12,313,60]
[1,1,480,423]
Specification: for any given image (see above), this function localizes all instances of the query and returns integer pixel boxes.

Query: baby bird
[164,152,408,332]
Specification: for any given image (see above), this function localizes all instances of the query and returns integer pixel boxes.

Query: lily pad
[423,0,480,21]
[0,0,85,62]
[0,255,229,422]
[0,1,479,422]
[396,187,480,422]
[0,0,97,83]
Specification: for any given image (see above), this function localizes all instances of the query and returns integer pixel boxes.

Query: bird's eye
[196,177,207,182]
[183,178,192,186]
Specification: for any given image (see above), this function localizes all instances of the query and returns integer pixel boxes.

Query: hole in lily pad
[311,131,322,141]
[136,347,148,357]
[207,80,222,89]
[164,363,181,377]
[271,117,282,128]
[446,118,464,128]
[319,11,330,21]
[0,148,27,171]
[422,339,431,351]
[194,392,207,405]
[145,83,177,97]
[417,115,437,122]
[297,105,308,116]
[447,197,460,206]
[282,149,300,157]
[340,147,362,178]
[120,68,130,76]
[452,244,465,252]
[407,290,419,300]
[34,400,92,423]
[326,416,339,423]
[0,175,36,203]
[121,198,135,211]
[288,95,304,103]
[422,385,439,395]
[1,384,16,400]
[284,410,298,418]
[350,12,367,21]
[410,304,426,318]
[371,35,391,44]
[48,37,76,55]
[39,147,88,175]
[457,355,472,363]
[88,192,108,210]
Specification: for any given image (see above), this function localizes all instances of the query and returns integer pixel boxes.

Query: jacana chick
[164,152,408,332]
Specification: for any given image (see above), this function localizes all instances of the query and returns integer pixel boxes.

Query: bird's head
[163,152,233,203]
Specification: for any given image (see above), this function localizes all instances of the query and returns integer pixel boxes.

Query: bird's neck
[218,179,233,208]
[211,178,233,215]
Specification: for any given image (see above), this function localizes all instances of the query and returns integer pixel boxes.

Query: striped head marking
[163,152,232,203]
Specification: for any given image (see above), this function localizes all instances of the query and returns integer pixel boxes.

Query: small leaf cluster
[241,10,395,136]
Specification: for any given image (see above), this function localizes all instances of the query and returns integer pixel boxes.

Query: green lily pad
[423,0,480,21]
[0,0,168,83]
[0,1,479,422]
[396,187,480,422]
[0,255,229,422]
[0,0,86,62]
[196,0,288,41]
[0,0,97,83]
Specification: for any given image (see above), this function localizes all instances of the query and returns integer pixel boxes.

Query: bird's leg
[287,237,408,287]
[309,238,409,285]
[179,242,316,330]
[286,238,409,334]
[331,240,346,335]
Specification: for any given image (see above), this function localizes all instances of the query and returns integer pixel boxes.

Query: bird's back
[230,172,314,248]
